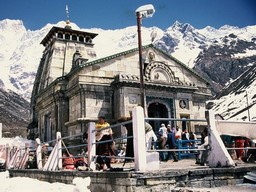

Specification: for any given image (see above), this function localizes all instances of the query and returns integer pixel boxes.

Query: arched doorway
[148,102,168,132]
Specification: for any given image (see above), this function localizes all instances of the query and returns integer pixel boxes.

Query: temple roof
[40,26,98,46]
[69,44,211,85]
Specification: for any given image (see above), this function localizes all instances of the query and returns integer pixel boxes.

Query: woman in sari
[95,116,115,171]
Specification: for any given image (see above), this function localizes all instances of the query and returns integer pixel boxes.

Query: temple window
[72,35,77,41]
[79,36,84,42]
[57,32,63,39]
[65,33,70,40]
[85,36,92,44]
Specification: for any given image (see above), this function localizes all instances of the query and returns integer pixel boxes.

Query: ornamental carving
[144,61,181,85]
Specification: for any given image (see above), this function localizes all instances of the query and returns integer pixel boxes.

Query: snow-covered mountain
[1,19,255,101]
[207,64,256,121]
[0,88,29,136]
[0,18,256,130]
[0,19,49,100]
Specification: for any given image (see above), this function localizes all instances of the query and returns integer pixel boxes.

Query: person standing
[95,116,115,171]
[145,122,157,150]
[165,125,178,162]
[41,143,50,167]
[196,127,209,166]
[175,126,182,140]
[158,123,168,146]
[158,123,168,161]
[235,137,245,160]
[117,117,134,163]
[189,131,198,152]
[120,117,157,164]
[181,129,190,155]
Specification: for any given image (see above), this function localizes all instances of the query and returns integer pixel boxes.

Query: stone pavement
[111,157,254,171]
[109,158,256,192]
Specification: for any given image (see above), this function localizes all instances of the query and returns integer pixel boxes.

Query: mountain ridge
[1,18,255,100]
[0,18,255,135]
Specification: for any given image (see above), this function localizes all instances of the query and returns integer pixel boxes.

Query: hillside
[207,63,256,121]
[0,88,29,137]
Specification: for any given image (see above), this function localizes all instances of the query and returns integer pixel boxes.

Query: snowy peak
[168,20,182,31]
[198,25,256,42]
[219,24,239,31]
[0,19,25,31]
[160,21,209,67]
[168,21,195,33]
[0,19,47,99]
[203,26,217,32]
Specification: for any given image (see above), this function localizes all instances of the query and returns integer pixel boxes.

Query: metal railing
[3,108,256,171]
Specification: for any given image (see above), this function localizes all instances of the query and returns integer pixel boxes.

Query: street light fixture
[135,4,155,115]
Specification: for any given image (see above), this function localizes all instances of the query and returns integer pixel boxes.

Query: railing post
[43,132,62,171]
[18,145,29,169]
[57,132,62,170]
[133,106,147,171]
[87,122,96,170]
[5,144,10,169]
[43,143,57,171]
[35,138,42,169]
[206,110,235,167]
[8,147,20,169]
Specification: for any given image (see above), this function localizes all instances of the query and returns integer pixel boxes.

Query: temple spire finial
[65,4,72,29]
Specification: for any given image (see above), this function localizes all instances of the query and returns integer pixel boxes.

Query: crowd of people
[222,135,256,163]
[92,117,256,170]
[156,123,201,163]
[58,118,204,171]
[26,115,256,172]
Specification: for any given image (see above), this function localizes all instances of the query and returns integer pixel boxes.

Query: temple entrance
[148,102,168,132]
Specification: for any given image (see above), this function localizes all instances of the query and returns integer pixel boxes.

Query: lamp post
[246,91,251,121]
[135,4,155,114]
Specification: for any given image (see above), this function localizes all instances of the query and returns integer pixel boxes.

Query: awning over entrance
[215,120,256,142]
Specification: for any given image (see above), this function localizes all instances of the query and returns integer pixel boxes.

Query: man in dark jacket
[165,125,178,162]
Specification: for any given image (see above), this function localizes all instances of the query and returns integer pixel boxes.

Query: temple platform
[8,159,256,192]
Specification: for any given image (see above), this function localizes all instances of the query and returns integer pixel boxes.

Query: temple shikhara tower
[28,9,212,142]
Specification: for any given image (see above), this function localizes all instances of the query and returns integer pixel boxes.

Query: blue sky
[0,0,255,30]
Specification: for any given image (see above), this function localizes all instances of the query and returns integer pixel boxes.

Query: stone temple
[28,21,212,142]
